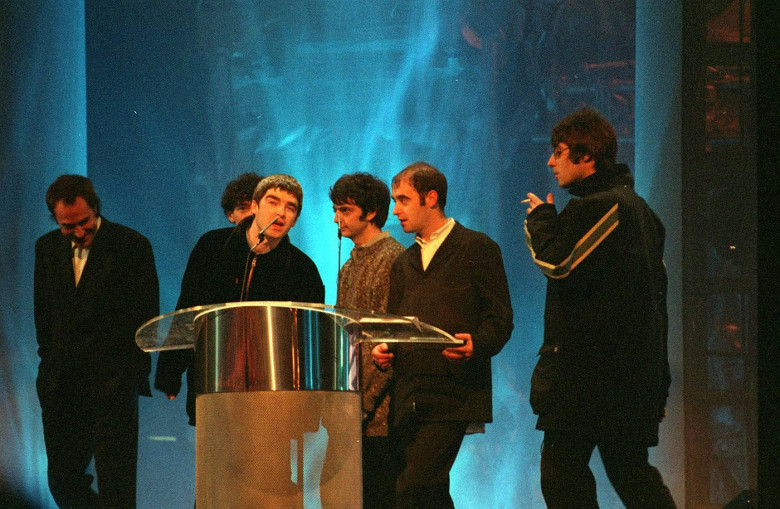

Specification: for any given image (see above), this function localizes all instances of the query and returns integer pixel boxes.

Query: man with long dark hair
[524,107,676,508]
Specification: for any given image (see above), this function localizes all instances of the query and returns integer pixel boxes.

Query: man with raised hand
[524,107,675,508]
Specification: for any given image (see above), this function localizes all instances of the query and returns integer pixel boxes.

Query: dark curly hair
[221,172,262,215]
[551,107,617,172]
[45,174,101,218]
[329,172,391,228]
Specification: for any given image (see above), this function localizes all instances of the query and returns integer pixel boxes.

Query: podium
[136,302,460,509]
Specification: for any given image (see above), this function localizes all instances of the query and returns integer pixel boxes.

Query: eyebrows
[58,214,94,230]
[262,191,299,213]
[391,191,412,203]
[391,181,418,204]
[332,202,358,213]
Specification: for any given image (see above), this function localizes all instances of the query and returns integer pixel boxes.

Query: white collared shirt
[71,217,101,286]
[415,217,455,270]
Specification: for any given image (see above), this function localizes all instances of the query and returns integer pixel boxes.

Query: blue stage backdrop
[1,1,683,508]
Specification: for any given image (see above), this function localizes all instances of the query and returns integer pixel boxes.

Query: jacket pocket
[392,373,467,426]
[529,343,564,415]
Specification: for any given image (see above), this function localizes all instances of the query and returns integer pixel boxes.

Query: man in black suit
[372,162,514,508]
[34,175,159,508]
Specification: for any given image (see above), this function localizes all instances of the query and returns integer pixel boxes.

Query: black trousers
[39,383,139,509]
[362,436,399,509]
[394,420,468,509]
[540,430,676,509]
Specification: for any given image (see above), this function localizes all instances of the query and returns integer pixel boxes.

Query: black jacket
[524,164,670,443]
[154,217,324,423]
[387,222,514,425]
[34,218,159,400]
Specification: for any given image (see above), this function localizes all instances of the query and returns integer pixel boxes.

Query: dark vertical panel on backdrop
[1,1,88,507]
[83,3,217,505]
[754,0,780,507]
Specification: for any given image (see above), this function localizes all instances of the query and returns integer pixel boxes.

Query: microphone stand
[239,215,279,302]
[336,213,342,294]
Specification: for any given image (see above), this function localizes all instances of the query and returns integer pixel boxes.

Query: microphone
[240,214,281,301]
[250,215,280,251]
[336,212,342,239]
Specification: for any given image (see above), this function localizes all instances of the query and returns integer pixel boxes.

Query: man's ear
[365,210,377,223]
[424,190,439,209]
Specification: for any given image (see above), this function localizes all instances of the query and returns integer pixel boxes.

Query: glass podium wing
[135,301,463,352]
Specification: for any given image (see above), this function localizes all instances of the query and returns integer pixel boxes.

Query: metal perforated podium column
[136,302,460,509]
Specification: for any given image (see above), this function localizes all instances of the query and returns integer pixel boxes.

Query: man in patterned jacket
[330,172,405,509]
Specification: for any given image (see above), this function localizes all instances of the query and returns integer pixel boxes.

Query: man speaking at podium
[155,173,324,424]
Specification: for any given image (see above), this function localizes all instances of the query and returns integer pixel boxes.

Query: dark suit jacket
[388,222,513,425]
[34,218,159,401]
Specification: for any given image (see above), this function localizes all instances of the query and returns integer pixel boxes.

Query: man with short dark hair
[155,174,324,424]
[329,172,405,508]
[372,162,514,508]
[34,174,159,508]
[524,107,676,508]
[220,172,262,224]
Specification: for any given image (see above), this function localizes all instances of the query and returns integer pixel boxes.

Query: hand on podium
[371,342,393,370]
[442,333,473,363]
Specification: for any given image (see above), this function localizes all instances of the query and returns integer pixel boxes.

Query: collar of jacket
[408,221,464,274]
[568,163,634,198]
